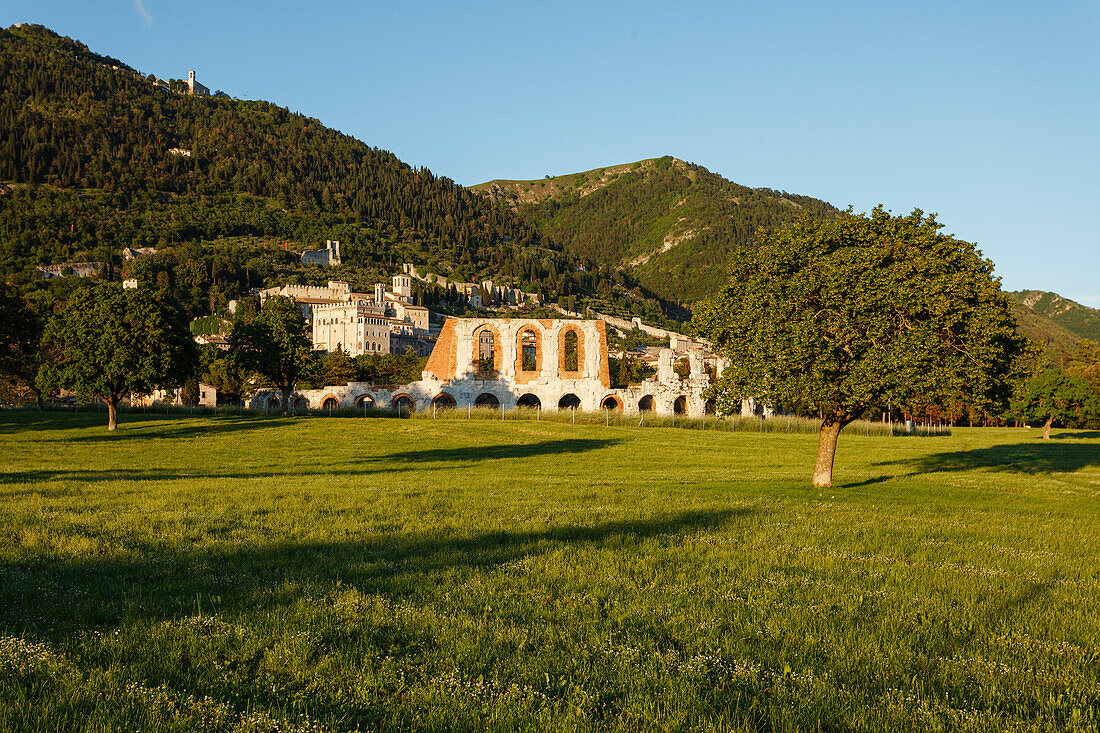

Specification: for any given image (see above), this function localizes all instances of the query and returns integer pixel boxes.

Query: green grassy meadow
[2,412,1099,732]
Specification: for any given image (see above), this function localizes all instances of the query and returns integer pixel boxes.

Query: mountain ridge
[473,155,841,304]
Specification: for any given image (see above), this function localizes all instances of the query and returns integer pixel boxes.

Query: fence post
[606,408,609,427]
[572,406,575,425]
[500,403,504,421]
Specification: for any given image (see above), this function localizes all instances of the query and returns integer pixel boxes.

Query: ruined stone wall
[298,317,718,417]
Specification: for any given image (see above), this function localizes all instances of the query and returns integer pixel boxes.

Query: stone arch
[471,323,502,375]
[515,325,542,379]
[354,394,375,408]
[432,392,456,409]
[558,326,585,375]
[558,393,582,410]
[674,396,688,415]
[321,395,339,411]
[516,393,541,409]
[600,395,623,411]
[474,393,500,408]
[392,394,416,413]
[638,395,655,412]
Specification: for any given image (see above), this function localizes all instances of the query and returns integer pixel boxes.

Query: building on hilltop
[259,279,433,356]
[301,240,341,267]
[186,70,209,96]
[312,300,392,355]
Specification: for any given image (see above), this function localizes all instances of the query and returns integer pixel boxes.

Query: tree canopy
[37,282,195,429]
[692,207,1029,486]
[229,295,311,415]
[1013,368,1100,438]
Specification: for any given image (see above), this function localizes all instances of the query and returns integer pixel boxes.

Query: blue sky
[5,1,1098,304]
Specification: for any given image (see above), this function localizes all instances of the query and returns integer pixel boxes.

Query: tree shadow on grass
[901,441,1100,476]
[0,507,748,642]
[0,438,623,490]
[845,439,1100,487]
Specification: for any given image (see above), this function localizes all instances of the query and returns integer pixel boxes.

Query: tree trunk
[812,420,844,488]
[1043,416,1052,440]
[105,395,118,431]
[281,387,291,416]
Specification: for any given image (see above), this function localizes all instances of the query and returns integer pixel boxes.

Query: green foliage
[228,295,310,413]
[481,157,840,304]
[693,208,1029,426]
[1013,368,1100,430]
[320,348,358,387]
[37,281,195,427]
[0,282,45,400]
[350,349,427,385]
[0,25,678,324]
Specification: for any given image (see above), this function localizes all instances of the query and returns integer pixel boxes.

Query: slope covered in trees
[475,157,841,304]
[0,24,688,326]
[1008,291,1100,344]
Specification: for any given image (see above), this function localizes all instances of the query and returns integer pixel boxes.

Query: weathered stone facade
[291,317,718,416]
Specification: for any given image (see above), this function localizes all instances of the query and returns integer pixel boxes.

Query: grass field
[1,412,1099,732]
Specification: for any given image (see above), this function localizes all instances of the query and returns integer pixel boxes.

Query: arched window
[474,327,499,374]
[393,395,415,413]
[433,393,456,409]
[638,395,655,412]
[563,330,579,372]
[519,328,539,372]
[322,397,339,411]
[674,396,687,415]
[354,394,375,409]
[601,395,622,411]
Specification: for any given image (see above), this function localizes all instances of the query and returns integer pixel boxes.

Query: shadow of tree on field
[0,508,747,644]
[0,438,623,490]
[843,439,1100,487]
[901,441,1100,476]
[1051,430,1100,440]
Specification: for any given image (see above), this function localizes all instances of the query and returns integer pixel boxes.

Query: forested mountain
[0,24,687,326]
[1008,291,1100,344]
[1009,300,1090,368]
[474,157,841,303]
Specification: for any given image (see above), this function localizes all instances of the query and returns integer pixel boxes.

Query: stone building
[312,301,392,355]
[186,70,209,96]
[300,240,341,267]
[291,317,721,416]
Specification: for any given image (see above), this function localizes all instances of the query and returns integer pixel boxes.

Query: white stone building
[312,301,392,355]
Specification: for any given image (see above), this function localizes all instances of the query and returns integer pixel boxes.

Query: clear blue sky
[5,1,1098,304]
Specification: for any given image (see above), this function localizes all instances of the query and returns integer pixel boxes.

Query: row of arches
[322,392,715,414]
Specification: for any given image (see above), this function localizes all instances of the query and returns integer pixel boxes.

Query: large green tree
[37,282,195,430]
[692,208,1028,487]
[1013,369,1099,438]
[229,296,311,415]
[0,284,46,406]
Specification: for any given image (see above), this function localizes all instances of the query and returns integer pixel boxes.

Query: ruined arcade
[289,318,719,416]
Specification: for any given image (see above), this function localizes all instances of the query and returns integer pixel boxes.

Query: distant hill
[1008,291,1100,345]
[474,156,841,304]
[1008,299,1088,367]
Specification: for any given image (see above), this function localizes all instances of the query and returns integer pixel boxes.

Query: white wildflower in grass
[0,636,62,676]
